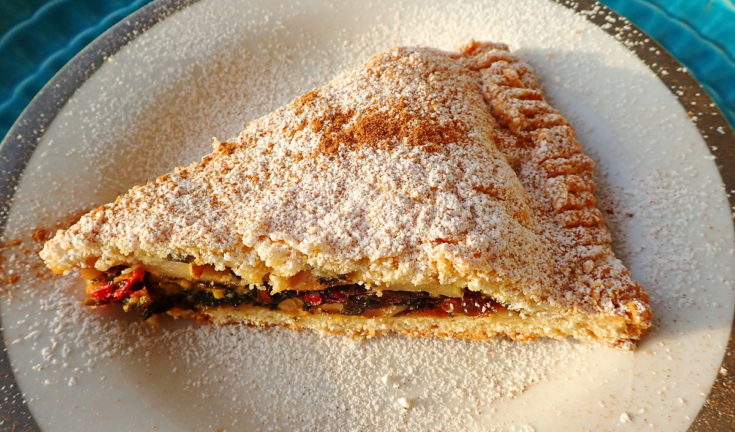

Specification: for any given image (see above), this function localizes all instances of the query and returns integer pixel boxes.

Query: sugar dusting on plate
[13,274,581,431]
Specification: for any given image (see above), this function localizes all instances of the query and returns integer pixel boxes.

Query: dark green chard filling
[84,267,503,320]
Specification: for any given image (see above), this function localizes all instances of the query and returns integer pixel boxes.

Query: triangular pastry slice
[41,41,651,348]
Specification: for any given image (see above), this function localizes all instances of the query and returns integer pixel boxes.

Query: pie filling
[81,265,508,321]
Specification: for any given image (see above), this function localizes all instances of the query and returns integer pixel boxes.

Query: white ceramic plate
[1,0,733,431]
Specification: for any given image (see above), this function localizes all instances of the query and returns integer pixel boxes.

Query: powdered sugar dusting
[40,42,649,336]
[1,0,733,431]
[42,45,552,289]
[13,274,582,431]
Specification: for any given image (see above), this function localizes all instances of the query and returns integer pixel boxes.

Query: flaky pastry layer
[171,305,645,349]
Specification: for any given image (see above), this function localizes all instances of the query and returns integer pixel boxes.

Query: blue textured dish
[603,0,735,127]
[0,0,153,138]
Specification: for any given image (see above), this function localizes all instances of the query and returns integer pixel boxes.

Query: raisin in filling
[85,268,504,320]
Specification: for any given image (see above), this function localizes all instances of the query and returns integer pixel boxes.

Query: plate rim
[0,0,732,430]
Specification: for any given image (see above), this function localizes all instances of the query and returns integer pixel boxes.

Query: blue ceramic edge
[603,0,735,127]
[0,0,153,141]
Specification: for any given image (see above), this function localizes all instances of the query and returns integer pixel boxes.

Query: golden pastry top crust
[458,41,649,323]
[40,42,651,327]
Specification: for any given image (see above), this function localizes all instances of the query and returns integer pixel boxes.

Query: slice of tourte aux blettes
[41,41,651,349]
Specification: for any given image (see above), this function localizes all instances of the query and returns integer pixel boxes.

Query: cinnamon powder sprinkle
[32,229,50,243]
[2,274,20,285]
[311,103,466,155]
[0,239,22,249]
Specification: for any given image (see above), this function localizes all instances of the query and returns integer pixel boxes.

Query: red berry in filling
[304,292,323,306]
